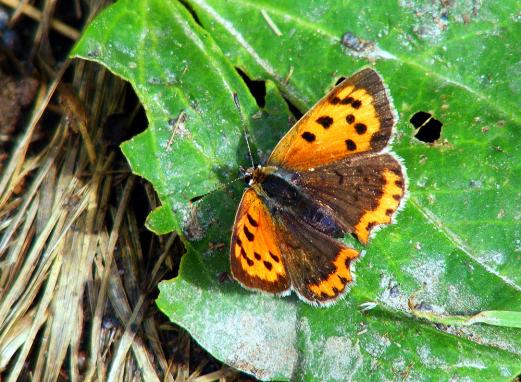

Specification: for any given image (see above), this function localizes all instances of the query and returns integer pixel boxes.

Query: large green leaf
[73,0,521,380]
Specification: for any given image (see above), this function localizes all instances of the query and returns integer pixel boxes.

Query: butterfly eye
[241,167,255,185]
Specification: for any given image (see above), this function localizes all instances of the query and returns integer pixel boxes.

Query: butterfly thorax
[248,165,345,237]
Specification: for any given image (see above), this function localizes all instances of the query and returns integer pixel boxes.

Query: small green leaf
[468,311,521,328]
[146,205,178,235]
[411,308,521,329]
[73,0,521,380]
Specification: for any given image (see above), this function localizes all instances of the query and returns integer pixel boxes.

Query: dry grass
[0,0,244,380]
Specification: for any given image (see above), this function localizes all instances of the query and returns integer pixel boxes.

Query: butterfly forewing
[267,68,395,170]
[230,188,290,294]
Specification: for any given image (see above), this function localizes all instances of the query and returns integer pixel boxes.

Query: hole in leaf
[235,67,266,108]
[410,111,442,143]
[415,119,442,143]
[102,84,147,156]
[335,77,346,86]
[410,111,431,128]
[178,0,203,26]
[282,95,303,121]
[102,113,133,148]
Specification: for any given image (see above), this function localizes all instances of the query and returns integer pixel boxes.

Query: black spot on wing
[345,139,357,151]
[247,214,258,227]
[351,99,362,109]
[354,123,367,134]
[269,251,280,263]
[244,226,254,241]
[316,116,333,128]
[330,95,341,104]
[302,132,316,142]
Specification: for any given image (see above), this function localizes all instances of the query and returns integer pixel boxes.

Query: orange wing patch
[354,169,405,244]
[230,189,290,294]
[268,68,395,171]
[307,248,358,301]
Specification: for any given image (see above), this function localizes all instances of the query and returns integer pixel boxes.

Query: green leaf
[410,308,521,328]
[146,205,178,235]
[73,0,521,380]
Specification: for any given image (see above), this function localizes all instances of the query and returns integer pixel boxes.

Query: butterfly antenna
[189,174,244,203]
[233,92,255,168]
[190,93,254,204]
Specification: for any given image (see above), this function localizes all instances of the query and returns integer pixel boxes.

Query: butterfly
[229,68,407,306]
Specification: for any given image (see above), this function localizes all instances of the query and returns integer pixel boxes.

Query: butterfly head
[242,165,277,186]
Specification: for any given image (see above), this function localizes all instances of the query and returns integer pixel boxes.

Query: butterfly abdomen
[258,171,344,237]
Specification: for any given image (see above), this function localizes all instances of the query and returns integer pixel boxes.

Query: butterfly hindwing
[230,188,290,294]
[267,68,396,170]
[294,153,406,244]
[274,213,360,305]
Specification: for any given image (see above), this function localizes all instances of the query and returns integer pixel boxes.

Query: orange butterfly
[230,68,407,306]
